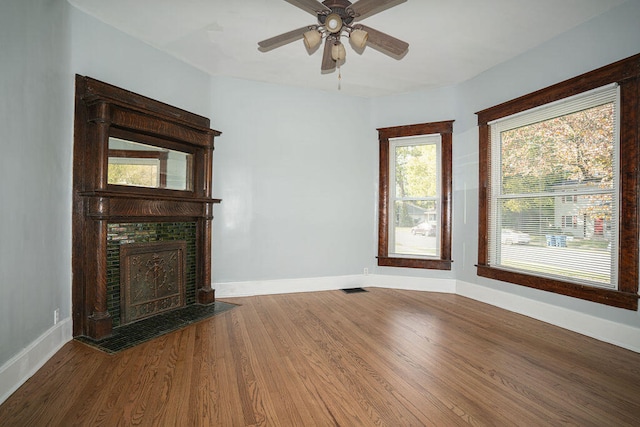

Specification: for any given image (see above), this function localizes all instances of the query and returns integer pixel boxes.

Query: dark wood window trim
[476,53,640,310]
[377,121,454,270]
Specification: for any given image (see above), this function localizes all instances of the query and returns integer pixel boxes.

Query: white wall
[69,7,212,118]
[0,0,72,370]
[210,77,376,284]
[372,0,640,332]
[209,80,461,289]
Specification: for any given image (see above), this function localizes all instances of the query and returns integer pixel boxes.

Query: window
[561,216,578,229]
[476,54,640,310]
[377,121,453,269]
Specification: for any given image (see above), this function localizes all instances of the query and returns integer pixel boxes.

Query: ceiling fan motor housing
[319,0,356,30]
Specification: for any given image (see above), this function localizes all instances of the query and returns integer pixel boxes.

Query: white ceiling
[67,0,625,97]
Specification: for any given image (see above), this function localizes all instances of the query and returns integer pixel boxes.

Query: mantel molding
[72,75,222,340]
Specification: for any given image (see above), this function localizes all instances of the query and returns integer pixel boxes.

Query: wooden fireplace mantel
[72,75,222,340]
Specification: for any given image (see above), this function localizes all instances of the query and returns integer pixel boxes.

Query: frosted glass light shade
[350,29,369,49]
[325,13,343,33]
[303,30,322,50]
[331,41,346,61]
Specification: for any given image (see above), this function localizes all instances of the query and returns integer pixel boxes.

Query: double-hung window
[477,54,640,310]
[377,121,453,270]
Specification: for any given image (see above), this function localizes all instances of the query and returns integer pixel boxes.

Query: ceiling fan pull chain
[338,66,342,90]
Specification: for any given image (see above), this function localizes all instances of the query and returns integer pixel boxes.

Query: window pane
[395,144,437,198]
[490,194,615,287]
[390,137,441,259]
[500,103,614,193]
[393,200,438,256]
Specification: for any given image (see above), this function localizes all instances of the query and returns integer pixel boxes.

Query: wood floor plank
[1,288,640,426]
[237,296,323,426]
[290,292,460,425]
[328,291,541,425]
[254,294,367,425]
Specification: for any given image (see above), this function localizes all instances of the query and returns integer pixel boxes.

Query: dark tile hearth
[76,301,238,354]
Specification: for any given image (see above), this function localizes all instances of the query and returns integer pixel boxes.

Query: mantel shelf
[79,189,222,204]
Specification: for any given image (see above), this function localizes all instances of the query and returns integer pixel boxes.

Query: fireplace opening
[107,223,196,328]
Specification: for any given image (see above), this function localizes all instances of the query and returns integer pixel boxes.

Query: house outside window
[377,121,453,270]
[476,54,640,310]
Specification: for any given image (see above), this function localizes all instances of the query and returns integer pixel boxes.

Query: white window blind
[488,84,619,289]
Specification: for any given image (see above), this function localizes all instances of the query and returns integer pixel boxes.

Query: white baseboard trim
[0,318,72,405]
[215,274,366,298]
[456,280,640,353]
[366,274,456,293]
[215,274,457,298]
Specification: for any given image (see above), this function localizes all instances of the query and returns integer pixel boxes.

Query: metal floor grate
[340,287,368,294]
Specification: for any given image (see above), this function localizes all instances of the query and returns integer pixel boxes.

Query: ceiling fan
[258,0,409,74]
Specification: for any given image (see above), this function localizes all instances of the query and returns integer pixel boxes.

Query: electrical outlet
[54,308,60,325]
[363,268,369,275]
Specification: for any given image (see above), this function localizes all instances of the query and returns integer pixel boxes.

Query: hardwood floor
[2,288,640,426]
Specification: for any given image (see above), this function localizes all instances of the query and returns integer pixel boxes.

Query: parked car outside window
[411,222,436,236]
[501,229,530,245]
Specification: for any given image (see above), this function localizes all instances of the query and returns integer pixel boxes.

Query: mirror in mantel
[107,137,193,191]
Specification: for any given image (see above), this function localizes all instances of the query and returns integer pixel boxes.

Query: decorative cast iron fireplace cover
[120,241,187,325]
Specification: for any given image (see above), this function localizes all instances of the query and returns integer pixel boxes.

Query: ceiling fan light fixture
[325,13,343,33]
[331,41,346,61]
[349,28,369,49]
[303,29,322,50]
[257,0,409,76]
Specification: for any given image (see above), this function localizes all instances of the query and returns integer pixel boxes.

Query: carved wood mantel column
[73,75,222,340]
[86,197,112,338]
[197,213,215,305]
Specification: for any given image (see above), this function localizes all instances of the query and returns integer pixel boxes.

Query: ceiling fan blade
[258,26,311,52]
[321,38,336,73]
[357,24,408,58]
[348,0,407,21]
[284,0,331,16]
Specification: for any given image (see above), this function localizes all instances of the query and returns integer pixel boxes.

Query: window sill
[378,256,452,270]
[476,264,638,310]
